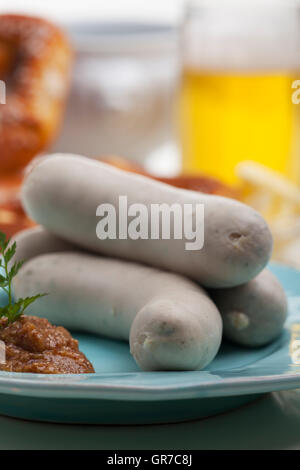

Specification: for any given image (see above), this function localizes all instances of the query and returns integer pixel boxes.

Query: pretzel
[0,14,72,174]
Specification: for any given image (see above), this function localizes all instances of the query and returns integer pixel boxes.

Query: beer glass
[179,0,300,184]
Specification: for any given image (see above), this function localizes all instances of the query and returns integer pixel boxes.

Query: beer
[180,70,299,184]
[179,1,300,185]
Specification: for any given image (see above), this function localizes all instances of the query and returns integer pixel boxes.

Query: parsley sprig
[0,232,46,324]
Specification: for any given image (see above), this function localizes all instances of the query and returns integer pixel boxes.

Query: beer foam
[183,2,300,71]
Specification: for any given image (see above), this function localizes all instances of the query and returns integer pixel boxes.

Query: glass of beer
[179,0,300,185]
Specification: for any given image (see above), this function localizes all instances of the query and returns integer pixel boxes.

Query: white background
[0,0,185,24]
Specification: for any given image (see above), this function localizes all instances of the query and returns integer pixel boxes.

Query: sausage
[210,269,288,347]
[12,251,222,371]
[10,226,78,266]
[21,154,273,288]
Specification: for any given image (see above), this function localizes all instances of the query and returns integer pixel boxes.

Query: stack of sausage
[11,153,287,371]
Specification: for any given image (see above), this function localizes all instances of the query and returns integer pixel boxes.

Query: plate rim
[0,369,300,401]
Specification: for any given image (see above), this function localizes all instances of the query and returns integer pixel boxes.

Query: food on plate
[0,14,72,174]
[0,315,94,374]
[0,230,93,374]
[13,251,222,371]
[12,227,287,350]
[210,269,287,347]
[21,153,273,288]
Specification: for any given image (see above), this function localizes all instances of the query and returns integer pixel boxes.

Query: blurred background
[1,0,300,267]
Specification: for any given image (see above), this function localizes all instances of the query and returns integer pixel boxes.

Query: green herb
[0,231,46,324]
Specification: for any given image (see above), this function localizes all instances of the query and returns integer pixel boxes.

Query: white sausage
[210,269,287,347]
[10,226,78,266]
[13,252,222,371]
[21,154,273,288]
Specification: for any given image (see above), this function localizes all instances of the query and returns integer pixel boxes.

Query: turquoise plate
[0,263,300,424]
